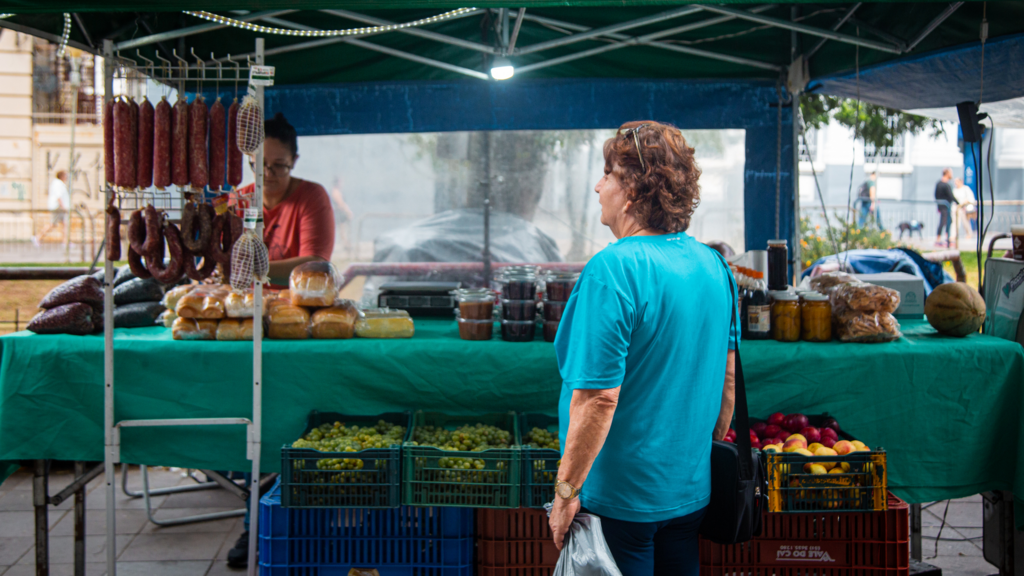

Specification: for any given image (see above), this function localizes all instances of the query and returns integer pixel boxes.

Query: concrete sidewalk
[0,466,1001,576]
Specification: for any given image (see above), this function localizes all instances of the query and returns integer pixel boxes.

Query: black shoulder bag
[698,259,768,545]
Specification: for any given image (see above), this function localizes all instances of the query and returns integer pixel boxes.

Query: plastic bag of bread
[161,284,194,311]
[835,310,902,343]
[172,317,218,340]
[175,289,205,318]
[267,304,311,339]
[289,261,341,307]
[224,292,269,318]
[831,282,900,314]
[809,271,858,294]
[200,290,229,319]
[217,318,255,341]
[158,309,177,328]
[355,308,414,339]
[311,299,358,339]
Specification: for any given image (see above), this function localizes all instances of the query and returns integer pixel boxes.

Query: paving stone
[119,533,229,562]
[925,553,999,576]
[1,563,106,576]
[0,490,73,512]
[50,508,150,537]
[204,559,248,576]
[0,539,33,566]
[104,560,212,576]
[161,489,246,510]
[15,535,131,566]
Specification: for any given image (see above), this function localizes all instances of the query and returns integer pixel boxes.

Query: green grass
[944,251,987,290]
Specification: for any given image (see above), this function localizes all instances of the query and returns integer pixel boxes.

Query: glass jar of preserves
[801,292,832,342]
[771,292,800,342]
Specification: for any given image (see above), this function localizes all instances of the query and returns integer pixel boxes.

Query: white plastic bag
[547,505,623,576]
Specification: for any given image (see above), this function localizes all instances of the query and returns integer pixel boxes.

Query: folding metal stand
[101,37,266,576]
[121,466,248,527]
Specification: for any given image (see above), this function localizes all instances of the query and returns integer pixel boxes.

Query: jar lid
[802,292,829,302]
[543,270,580,281]
[458,317,494,324]
[772,292,799,301]
[501,319,536,326]
[456,293,495,303]
[768,239,788,246]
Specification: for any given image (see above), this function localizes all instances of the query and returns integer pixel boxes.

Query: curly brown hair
[604,120,701,233]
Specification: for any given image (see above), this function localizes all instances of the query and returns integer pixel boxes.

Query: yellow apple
[786,434,807,443]
[783,438,808,452]
[809,464,828,475]
[833,440,856,456]
[808,443,824,452]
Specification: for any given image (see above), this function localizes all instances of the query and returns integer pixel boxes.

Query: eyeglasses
[619,124,650,171]
[249,159,293,177]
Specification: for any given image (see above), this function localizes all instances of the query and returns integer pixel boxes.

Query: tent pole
[805,3,861,61]
[246,37,265,576]
[483,133,492,287]
[516,5,703,55]
[116,10,296,51]
[790,9,803,282]
[102,37,116,576]
[515,7,781,74]
[319,9,492,53]
[698,5,902,54]
[905,2,964,53]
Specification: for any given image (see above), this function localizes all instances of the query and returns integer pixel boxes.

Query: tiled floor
[0,466,1003,576]
[0,466,246,576]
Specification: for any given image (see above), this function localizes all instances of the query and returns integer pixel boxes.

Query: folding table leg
[911,502,922,561]
[33,459,48,576]
[74,461,86,576]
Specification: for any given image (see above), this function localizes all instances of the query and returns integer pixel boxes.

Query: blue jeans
[590,505,707,576]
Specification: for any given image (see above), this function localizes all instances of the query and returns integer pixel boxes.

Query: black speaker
[956,101,988,143]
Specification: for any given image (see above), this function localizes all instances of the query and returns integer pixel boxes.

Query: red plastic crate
[477,508,558,576]
[476,508,553,541]
[477,568,555,576]
[700,492,909,576]
[479,539,559,567]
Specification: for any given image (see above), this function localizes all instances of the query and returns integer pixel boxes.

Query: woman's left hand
[549,496,582,551]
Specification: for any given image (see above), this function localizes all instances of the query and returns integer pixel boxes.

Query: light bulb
[490,56,514,80]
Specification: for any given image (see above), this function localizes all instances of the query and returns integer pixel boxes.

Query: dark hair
[604,120,701,233]
[265,112,298,158]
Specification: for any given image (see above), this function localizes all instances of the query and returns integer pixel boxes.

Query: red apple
[751,422,768,438]
[751,439,762,449]
[820,436,836,449]
[820,428,838,441]
[822,416,841,433]
[763,425,782,439]
[768,412,786,427]
[800,427,821,443]
[724,435,735,443]
[788,414,810,432]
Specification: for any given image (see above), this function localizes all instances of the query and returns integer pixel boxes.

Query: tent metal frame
[0,3,965,82]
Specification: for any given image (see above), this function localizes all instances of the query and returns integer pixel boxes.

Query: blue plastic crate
[259,481,474,576]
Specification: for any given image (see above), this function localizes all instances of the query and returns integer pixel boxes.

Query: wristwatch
[555,479,581,500]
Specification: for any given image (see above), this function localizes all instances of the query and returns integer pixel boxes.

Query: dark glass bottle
[743,271,771,340]
[767,239,789,291]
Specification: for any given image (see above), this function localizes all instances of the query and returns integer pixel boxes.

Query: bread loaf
[311,300,358,339]
[267,304,311,339]
[172,317,217,340]
[289,261,340,307]
[217,318,254,340]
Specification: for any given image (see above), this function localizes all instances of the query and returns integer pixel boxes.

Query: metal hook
[155,52,172,95]
[191,47,205,95]
[227,54,241,100]
[212,52,222,98]
[136,50,155,100]
[173,49,189,96]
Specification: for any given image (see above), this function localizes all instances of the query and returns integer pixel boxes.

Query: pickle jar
[770,292,801,342]
[801,292,832,342]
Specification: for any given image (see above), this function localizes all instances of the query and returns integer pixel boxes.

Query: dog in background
[897,220,924,240]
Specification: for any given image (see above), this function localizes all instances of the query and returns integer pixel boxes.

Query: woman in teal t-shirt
[548,121,738,576]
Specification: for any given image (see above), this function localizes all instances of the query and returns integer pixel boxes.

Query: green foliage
[800,215,899,269]
[800,93,945,150]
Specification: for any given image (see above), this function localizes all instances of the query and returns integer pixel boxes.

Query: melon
[924,282,986,337]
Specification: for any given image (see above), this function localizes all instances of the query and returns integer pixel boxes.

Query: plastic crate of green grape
[520,413,561,509]
[402,411,521,509]
[280,411,411,509]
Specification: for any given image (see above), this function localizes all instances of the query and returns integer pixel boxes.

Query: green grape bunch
[291,419,405,471]
[524,427,559,450]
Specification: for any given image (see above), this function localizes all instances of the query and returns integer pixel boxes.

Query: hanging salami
[153,96,172,189]
[136,98,154,189]
[189,96,209,190]
[171,96,190,187]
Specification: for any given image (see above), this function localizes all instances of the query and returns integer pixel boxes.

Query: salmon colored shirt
[235,179,335,262]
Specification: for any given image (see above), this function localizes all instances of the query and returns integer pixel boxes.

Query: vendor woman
[235,112,335,287]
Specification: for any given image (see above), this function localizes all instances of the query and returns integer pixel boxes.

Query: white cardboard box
[853,272,926,319]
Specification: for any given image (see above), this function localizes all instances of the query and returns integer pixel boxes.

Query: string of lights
[57,13,71,58]
[184,8,477,38]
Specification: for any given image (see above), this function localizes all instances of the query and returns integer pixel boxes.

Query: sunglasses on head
[618,124,651,171]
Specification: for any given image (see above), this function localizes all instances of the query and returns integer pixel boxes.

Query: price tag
[211,194,230,215]
[243,208,262,230]
[249,65,275,87]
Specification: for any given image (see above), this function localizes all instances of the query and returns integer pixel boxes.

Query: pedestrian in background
[934,168,958,248]
[952,177,976,241]
[33,170,70,247]
[857,171,879,229]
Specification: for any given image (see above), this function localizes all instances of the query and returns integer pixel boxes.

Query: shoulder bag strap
[717,253,755,481]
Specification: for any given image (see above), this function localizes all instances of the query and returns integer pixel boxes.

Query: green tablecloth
[1,319,1023,521]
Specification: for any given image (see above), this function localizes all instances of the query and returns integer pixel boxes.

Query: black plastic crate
[403,411,520,509]
[280,411,411,509]
[519,414,560,509]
